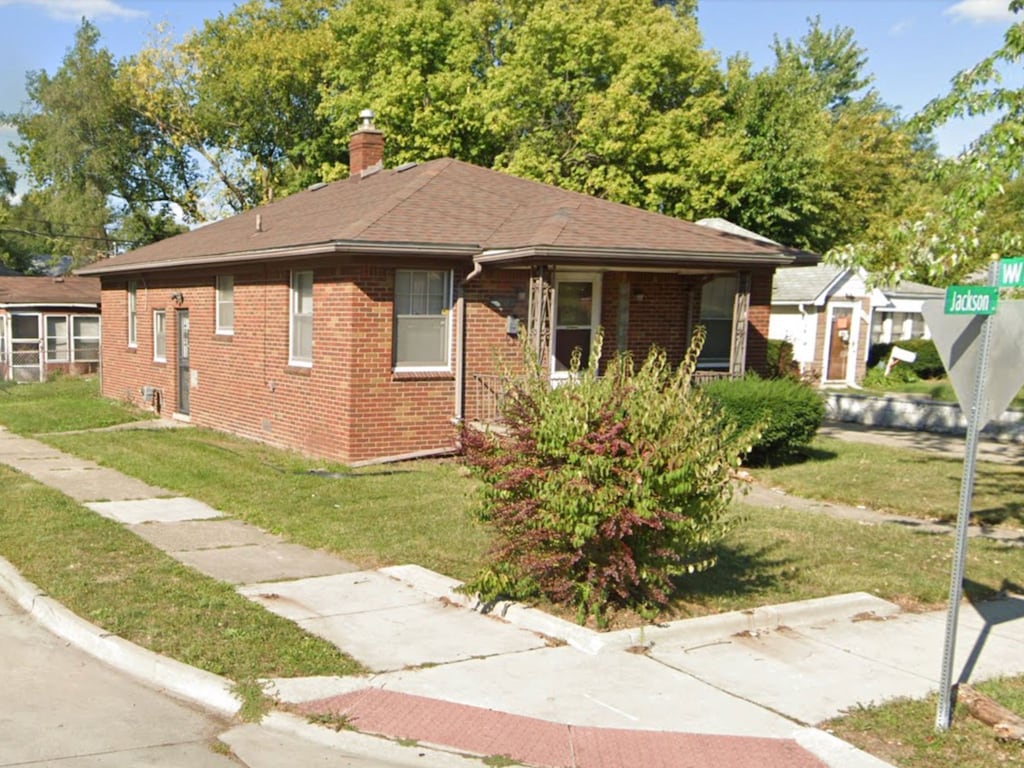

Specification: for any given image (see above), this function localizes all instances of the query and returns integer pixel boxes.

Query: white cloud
[888,19,914,37]
[945,0,1018,23]
[0,0,145,22]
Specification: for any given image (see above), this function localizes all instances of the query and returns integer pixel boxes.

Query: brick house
[0,275,102,382]
[78,117,816,465]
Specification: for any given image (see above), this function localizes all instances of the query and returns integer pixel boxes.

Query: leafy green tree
[722,18,927,255]
[0,157,34,273]
[721,52,834,250]
[190,0,339,200]
[318,0,507,173]
[8,20,192,266]
[318,0,744,218]
[835,3,1024,284]
[125,25,254,215]
[483,0,742,218]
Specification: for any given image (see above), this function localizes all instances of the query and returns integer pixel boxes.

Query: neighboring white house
[769,263,943,385]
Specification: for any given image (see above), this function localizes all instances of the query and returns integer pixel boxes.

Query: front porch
[460,264,765,425]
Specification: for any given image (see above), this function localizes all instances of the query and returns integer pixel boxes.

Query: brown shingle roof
[0,276,101,306]
[78,159,816,276]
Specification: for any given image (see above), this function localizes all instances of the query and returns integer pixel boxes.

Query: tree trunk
[958,685,1024,741]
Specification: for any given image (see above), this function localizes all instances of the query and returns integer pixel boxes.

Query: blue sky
[0,0,1018,188]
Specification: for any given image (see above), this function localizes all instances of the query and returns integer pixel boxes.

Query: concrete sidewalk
[2,423,1023,768]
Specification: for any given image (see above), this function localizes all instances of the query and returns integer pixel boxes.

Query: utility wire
[0,226,134,245]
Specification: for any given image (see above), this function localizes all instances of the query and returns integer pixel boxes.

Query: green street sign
[944,285,998,315]
[999,257,1024,288]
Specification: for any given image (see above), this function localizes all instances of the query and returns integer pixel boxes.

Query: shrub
[765,339,797,380]
[703,374,824,465]
[460,330,756,625]
[862,363,919,388]
[868,339,944,380]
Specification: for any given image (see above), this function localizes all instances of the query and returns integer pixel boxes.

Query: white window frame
[551,272,602,379]
[45,315,69,363]
[153,310,166,363]
[127,279,138,347]
[71,315,101,363]
[216,275,234,335]
[393,269,453,372]
[289,270,313,367]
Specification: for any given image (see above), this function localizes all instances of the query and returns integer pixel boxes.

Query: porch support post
[528,266,553,369]
[730,272,751,377]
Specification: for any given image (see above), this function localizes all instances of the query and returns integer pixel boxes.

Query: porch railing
[469,369,737,426]
[471,373,506,425]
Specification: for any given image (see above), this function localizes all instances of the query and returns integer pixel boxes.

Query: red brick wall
[600,272,698,366]
[98,262,778,464]
[746,268,774,376]
[100,261,465,464]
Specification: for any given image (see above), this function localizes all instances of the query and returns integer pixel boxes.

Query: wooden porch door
[826,306,853,381]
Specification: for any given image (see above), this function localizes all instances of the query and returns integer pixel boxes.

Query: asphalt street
[0,590,239,767]
[0,588,462,768]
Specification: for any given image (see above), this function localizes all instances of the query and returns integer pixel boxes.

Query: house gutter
[0,303,99,309]
[76,240,481,276]
[454,257,486,426]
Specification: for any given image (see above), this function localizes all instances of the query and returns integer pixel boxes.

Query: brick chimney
[349,109,384,176]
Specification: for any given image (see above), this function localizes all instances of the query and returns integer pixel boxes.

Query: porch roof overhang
[474,244,817,271]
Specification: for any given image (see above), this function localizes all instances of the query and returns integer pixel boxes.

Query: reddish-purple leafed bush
[461,329,755,625]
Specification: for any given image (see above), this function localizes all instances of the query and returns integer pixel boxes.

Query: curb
[384,564,903,656]
[794,727,896,768]
[2,552,896,768]
[226,710,488,768]
[0,555,240,717]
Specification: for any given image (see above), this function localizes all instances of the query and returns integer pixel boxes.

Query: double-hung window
[216,275,234,334]
[153,311,166,362]
[46,316,69,362]
[394,269,452,370]
[552,274,601,375]
[127,279,138,347]
[72,316,100,363]
[697,276,737,369]
[290,270,313,366]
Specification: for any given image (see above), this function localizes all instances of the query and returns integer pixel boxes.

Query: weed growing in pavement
[233,678,274,723]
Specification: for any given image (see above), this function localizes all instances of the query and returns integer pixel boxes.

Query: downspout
[454,258,485,424]
[797,302,809,375]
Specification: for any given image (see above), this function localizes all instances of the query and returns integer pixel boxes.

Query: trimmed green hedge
[704,375,825,465]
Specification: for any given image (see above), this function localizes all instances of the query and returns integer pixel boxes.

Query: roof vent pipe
[256,214,263,233]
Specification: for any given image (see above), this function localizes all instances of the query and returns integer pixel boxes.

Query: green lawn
[0,464,362,685]
[0,375,152,433]
[753,437,1023,529]
[826,677,1024,768]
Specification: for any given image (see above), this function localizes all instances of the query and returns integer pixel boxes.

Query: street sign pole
[934,264,997,731]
